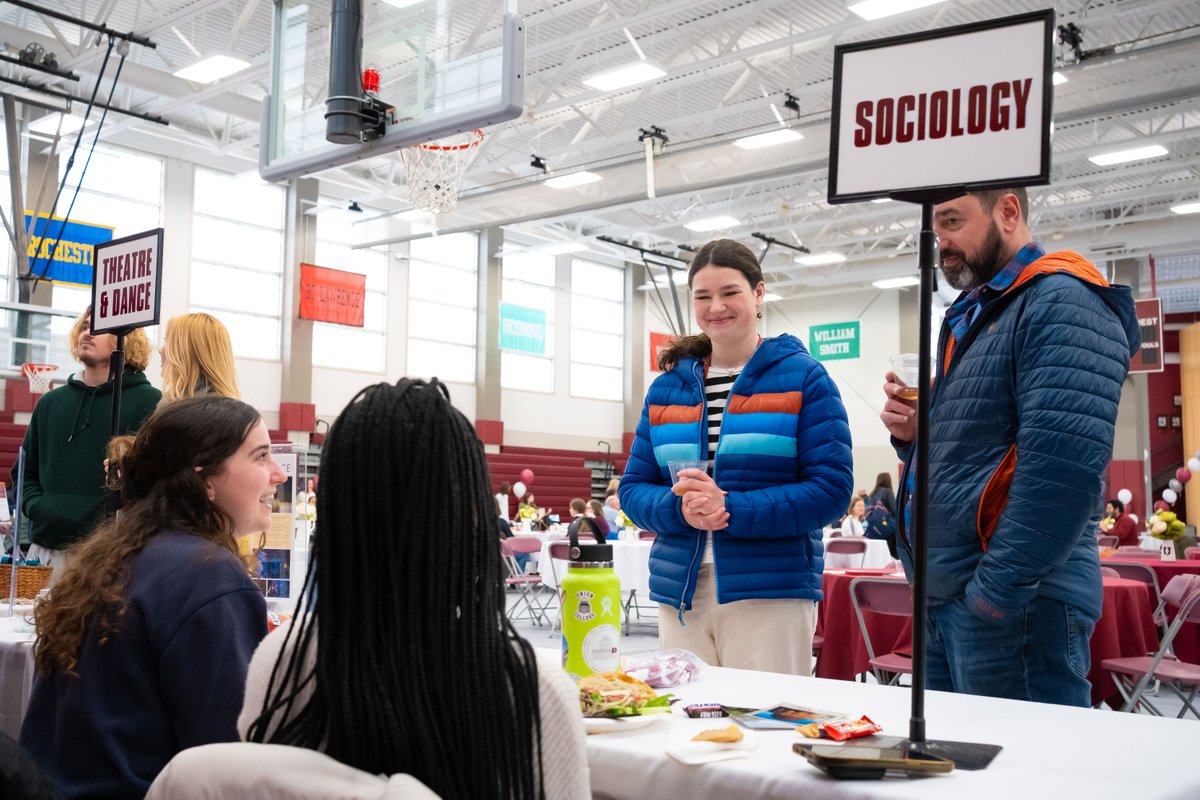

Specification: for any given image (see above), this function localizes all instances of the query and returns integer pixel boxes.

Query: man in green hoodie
[18,307,161,572]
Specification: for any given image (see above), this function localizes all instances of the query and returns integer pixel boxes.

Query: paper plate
[583,714,664,735]
[664,726,758,765]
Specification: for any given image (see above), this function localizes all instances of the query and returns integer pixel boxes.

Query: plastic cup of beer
[668,459,709,496]
[890,354,920,401]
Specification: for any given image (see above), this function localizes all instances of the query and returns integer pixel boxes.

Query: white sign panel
[828,11,1053,203]
[90,228,164,334]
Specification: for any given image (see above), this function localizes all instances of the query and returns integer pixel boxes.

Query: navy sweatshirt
[21,532,267,799]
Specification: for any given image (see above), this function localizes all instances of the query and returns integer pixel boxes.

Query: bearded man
[879,188,1139,707]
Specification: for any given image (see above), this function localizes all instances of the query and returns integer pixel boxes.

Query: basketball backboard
[259,0,524,182]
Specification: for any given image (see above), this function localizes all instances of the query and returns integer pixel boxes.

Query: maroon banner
[1129,297,1163,374]
[648,331,675,373]
[299,263,365,327]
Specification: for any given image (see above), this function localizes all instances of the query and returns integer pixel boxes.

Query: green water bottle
[561,517,621,679]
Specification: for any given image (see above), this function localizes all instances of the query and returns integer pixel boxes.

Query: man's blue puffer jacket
[895,250,1140,624]
[620,334,853,613]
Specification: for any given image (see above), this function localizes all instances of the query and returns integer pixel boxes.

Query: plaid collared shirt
[943,242,1045,344]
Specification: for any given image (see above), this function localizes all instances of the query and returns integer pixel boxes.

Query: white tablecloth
[0,609,37,739]
[538,540,652,597]
[821,534,895,570]
[584,660,1200,800]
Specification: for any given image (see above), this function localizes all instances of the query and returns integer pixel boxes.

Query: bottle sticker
[582,624,620,673]
[574,590,596,621]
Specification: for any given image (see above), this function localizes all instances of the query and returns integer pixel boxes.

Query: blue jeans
[925,594,1095,707]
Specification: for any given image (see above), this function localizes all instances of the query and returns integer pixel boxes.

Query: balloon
[520,468,535,485]
[1169,479,1183,493]
[1117,488,1133,505]
[1177,468,1192,485]
[1162,488,1178,505]
[1128,513,1138,525]
[1188,458,1200,474]
[1154,500,1170,513]
[513,481,527,498]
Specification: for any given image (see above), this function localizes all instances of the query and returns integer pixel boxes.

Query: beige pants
[659,563,816,675]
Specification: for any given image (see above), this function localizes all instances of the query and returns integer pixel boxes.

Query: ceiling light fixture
[173,54,251,83]
[637,271,689,290]
[848,0,947,22]
[381,0,427,8]
[28,112,85,135]
[545,171,602,189]
[734,128,804,150]
[1087,144,1168,166]
[1170,201,1200,215]
[873,276,921,289]
[582,62,666,92]
[684,216,740,232]
[540,242,591,255]
[795,252,846,266]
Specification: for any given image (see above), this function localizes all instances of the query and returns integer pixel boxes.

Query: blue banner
[499,303,546,354]
[23,212,114,286]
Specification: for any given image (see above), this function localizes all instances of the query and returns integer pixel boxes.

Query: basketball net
[22,363,58,394]
[399,129,484,215]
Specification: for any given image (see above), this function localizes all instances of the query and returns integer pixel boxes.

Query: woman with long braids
[20,396,284,799]
[223,379,586,798]
[620,238,853,675]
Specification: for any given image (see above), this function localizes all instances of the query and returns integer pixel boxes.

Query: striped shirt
[705,367,740,465]
[703,366,740,564]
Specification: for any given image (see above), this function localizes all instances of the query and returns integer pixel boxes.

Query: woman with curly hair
[20,396,285,799]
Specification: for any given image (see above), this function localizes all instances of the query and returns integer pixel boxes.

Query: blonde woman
[160,312,239,402]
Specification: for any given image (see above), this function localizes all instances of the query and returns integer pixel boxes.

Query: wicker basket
[0,564,53,600]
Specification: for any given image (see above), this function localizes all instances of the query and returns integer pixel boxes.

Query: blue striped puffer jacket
[620,334,853,612]
[895,250,1140,623]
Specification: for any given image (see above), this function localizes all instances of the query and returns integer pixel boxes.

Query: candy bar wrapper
[684,703,726,719]
[822,716,882,742]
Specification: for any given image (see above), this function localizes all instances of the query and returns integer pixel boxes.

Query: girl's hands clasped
[673,468,730,530]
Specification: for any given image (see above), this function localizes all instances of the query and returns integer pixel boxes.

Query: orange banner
[648,331,675,372]
[299,263,365,327]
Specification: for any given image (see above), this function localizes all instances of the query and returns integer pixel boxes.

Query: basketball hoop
[399,129,484,215]
[22,363,58,395]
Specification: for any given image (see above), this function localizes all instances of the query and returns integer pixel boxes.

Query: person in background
[603,494,621,530]
[840,497,866,537]
[497,497,530,574]
[621,239,853,675]
[15,307,160,574]
[586,499,613,540]
[495,481,511,520]
[234,379,589,799]
[159,312,240,403]
[1104,499,1139,548]
[21,396,281,799]
[869,471,896,518]
[518,493,548,530]
[604,477,620,498]
[880,188,1138,707]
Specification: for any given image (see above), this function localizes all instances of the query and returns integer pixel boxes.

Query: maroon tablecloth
[1104,558,1200,664]
[814,570,1158,708]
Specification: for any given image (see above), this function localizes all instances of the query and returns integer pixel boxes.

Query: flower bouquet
[1146,510,1186,561]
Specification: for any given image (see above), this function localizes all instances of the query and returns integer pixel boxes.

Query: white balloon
[1127,513,1138,525]
[1162,488,1178,505]
[513,481,527,498]
[1189,458,1200,473]
[1169,479,1183,493]
[1117,488,1133,505]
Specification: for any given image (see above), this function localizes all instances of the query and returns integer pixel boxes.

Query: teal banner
[24,212,114,286]
[809,321,860,361]
[499,303,546,354]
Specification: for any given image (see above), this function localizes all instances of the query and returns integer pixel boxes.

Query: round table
[813,571,1158,707]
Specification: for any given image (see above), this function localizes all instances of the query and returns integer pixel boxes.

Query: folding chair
[826,537,868,569]
[546,540,571,636]
[849,576,913,686]
[637,530,657,542]
[1106,560,1168,628]
[501,538,552,627]
[1096,535,1118,549]
[1100,566,1121,578]
[1185,546,1200,560]
[1102,574,1200,718]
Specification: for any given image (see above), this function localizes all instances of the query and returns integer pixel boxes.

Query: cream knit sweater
[238,620,590,799]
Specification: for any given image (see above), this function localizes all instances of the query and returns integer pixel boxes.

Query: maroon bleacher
[487,444,625,519]
[0,421,26,487]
